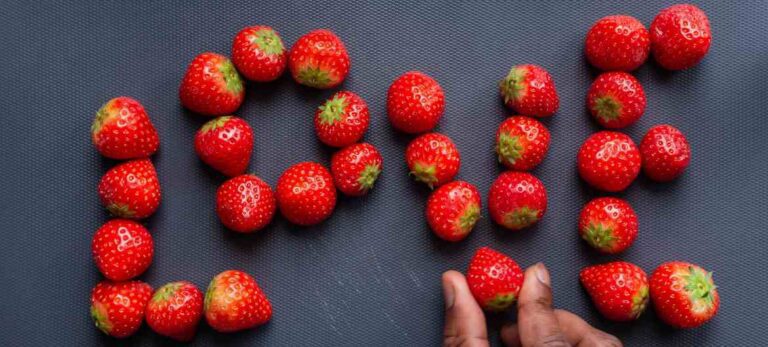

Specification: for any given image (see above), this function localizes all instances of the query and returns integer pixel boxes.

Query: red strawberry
[488,171,547,230]
[495,116,551,171]
[204,270,272,333]
[650,262,720,328]
[426,181,481,242]
[194,116,254,177]
[179,52,244,116]
[577,131,641,192]
[276,162,336,226]
[231,25,287,82]
[640,124,691,182]
[579,197,638,254]
[90,280,152,338]
[651,4,712,70]
[288,29,350,89]
[216,174,277,233]
[499,64,559,117]
[585,15,651,71]
[330,143,382,197]
[146,281,204,341]
[580,261,649,321]
[587,72,646,129]
[92,219,153,281]
[98,159,161,219]
[405,133,460,188]
[387,71,445,134]
[314,91,370,147]
[91,96,159,160]
[466,247,524,311]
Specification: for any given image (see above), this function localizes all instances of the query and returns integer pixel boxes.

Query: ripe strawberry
[91,96,159,160]
[314,91,370,147]
[650,262,720,328]
[276,162,336,226]
[577,131,641,192]
[216,174,277,233]
[426,181,481,242]
[179,52,244,116]
[231,25,286,82]
[488,171,547,230]
[579,197,638,254]
[585,15,651,71]
[499,64,559,117]
[330,143,382,197]
[495,116,551,171]
[405,133,460,188]
[194,116,254,177]
[466,247,524,311]
[98,159,161,219]
[146,281,204,341]
[580,261,649,321]
[587,72,646,129]
[205,270,272,333]
[387,71,445,134]
[92,219,153,281]
[90,280,152,338]
[288,29,350,89]
[651,4,712,70]
[640,124,691,182]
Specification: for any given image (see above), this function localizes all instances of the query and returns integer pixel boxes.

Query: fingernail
[443,282,456,310]
[534,263,551,286]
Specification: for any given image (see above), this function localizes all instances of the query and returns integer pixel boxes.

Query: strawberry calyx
[594,95,622,121]
[90,301,113,334]
[497,133,524,165]
[457,204,480,234]
[485,292,516,311]
[500,66,528,103]
[357,164,381,191]
[682,266,718,313]
[218,60,243,94]
[201,116,232,133]
[250,28,284,56]
[152,282,182,303]
[503,206,539,229]
[297,66,332,88]
[107,203,135,218]
[582,222,616,251]
[410,162,438,188]
[91,101,116,137]
[318,94,348,125]
[631,285,649,319]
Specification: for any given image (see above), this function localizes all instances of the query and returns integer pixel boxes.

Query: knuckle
[443,335,489,347]
[519,296,553,315]
[583,330,622,347]
[533,333,570,347]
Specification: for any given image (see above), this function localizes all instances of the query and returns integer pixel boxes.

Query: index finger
[516,263,569,346]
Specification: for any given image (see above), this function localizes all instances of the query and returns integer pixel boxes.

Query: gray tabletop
[1,1,767,346]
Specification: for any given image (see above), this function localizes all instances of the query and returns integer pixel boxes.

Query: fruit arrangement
[86,3,718,341]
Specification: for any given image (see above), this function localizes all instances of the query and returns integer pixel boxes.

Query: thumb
[442,270,489,347]
[515,263,568,347]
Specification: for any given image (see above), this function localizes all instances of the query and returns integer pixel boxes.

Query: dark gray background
[1,1,766,346]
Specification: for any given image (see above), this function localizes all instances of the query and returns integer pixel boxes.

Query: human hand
[442,263,621,347]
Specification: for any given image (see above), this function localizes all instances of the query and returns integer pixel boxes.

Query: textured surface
[1,1,767,346]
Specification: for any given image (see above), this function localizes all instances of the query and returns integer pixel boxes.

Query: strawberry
[194,116,253,177]
[146,281,204,341]
[495,116,551,171]
[90,280,152,338]
[651,4,712,70]
[288,29,350,89]
[276,162,337,226]
[577,131,641,192]
[231,25,286,82]
[205,270,272,333]
[179,52,244,116]
[314,91,370,147]
[640,124,691,182]
[488,171,547,230]
[580,261,649,321]
[387,71,445,134]
[650,262,720,328]
[98,159,161,219]
[579,197,638,254]
[426,181,481,242]
[330,143,382,197]
[587,72,646,129]
[466,247,524,311]
[92,219,153,281]
[405,133,460,188]
[585,15,651,71]
[216,174,277,233]
[91,96,159,160]
[499,64,559,117]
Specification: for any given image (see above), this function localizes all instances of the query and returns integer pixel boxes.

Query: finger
[516,263,569,346]
[500,323,521,347]
[554,310,621,347]
[442,270,489,347]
